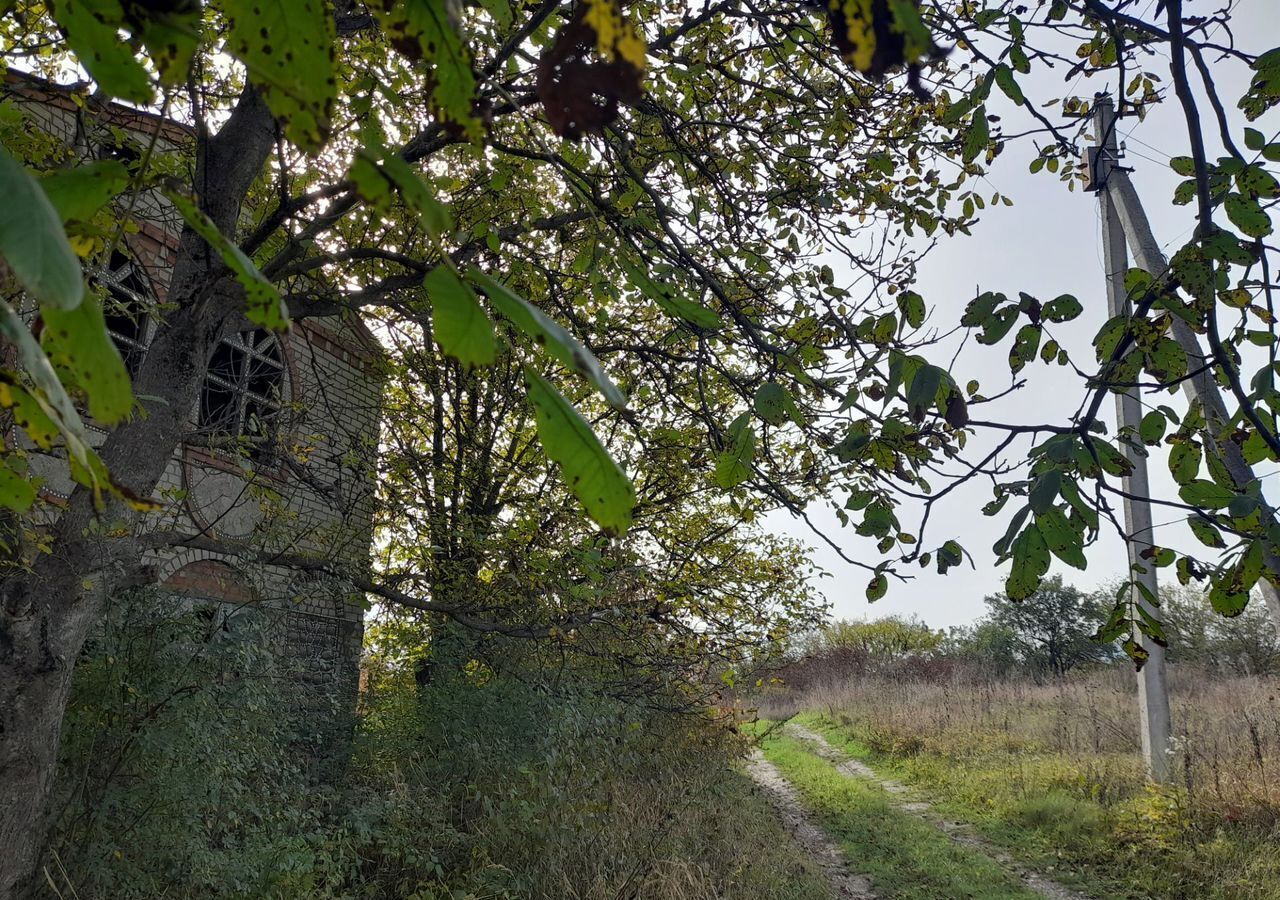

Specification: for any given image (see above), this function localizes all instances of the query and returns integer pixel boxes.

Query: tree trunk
[0,84,276,898]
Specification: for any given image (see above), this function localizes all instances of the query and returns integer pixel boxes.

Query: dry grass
[762,665,1280,819]
[756,664,1280,898]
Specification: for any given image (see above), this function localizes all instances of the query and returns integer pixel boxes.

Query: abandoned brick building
[5,73,382,740]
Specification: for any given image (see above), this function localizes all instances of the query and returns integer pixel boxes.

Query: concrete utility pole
[1087,94,1173,782]
[1090,100,1280,632]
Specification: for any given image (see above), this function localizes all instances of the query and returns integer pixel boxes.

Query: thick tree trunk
[0,84,276,899]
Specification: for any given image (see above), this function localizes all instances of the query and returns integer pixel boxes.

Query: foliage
[0,0,1277,662]
[979,576,1117,678]
[803,615,943,662]
[52,596,831,899]
[1160,584,1280,676]
[940,620,1021,678]
[52,590,330,898]
[3,0,1280,889]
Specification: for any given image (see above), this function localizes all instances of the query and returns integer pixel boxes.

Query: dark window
[198,330,285,463]
[97,251,152,377]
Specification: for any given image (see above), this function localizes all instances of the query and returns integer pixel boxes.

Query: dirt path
[746,750,878,899]
[782,723,1093,900]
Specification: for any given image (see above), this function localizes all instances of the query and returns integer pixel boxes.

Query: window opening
[97,251,152,378]
[198,329,285,463]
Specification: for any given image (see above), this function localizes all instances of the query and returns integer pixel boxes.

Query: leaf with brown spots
[222,0,338,151]
[371,0,481,140]
[49,0,154,102]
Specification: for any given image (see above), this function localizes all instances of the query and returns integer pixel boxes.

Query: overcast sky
[768,1,1280,630]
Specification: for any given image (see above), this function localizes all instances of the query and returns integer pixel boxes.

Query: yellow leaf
[584,0,647,72]
[69,234,97,257]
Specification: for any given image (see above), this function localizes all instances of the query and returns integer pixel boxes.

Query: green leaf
[1008,324,1040,374]
[524,368,634,535]
[0,378,59,449]
[963,106,990,164]
[975,307,1017,346]
[1095,601,1128,643]
[1187,515,1225,548]
[371,0,480,140]
[41,294,133,424]
[715,413,756,489]
[424,266,496,369]
[1170,156,1196,176]
[1028,469,1060,515]
[866,572,888,602]
[1245,127,1266,151]
[1007,522,1049,601]
[222,0,338,151]
[1139,410,1166,445]
[1236,540,1266,593]
[1041,294,1082,323]
[50,0,153,103]
[136,15,201,87]
[1059,476,1098,530]
[1224,193,1273,238]
[40,161,130,223]
[1169,441,1201,484]
[167,190,289,331]
[896,290,926,329]
[468,269,626,409]
[754,381,803,427]
[961,291,1000,327]
[0,461,36,513]
[1036,505,1085,569]
[906,364,942,421]
[1171,244,1215,299]
[1178,479,1236,509]
[1094,440,1133,477]
[0,147,84,310]
[994,64,1024,104]
[1209,579,1250,617]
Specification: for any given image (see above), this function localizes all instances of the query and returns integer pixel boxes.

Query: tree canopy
[1,0,1280,892]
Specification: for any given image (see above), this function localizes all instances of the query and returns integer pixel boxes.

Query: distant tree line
[781,577,1280,689]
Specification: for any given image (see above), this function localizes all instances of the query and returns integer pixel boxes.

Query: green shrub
[48,591,829,899]
[1009,791,1105,843]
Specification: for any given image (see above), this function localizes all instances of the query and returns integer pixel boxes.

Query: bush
[1009,792,1105,843]
[52,589,330,898]
[49,591,830,899]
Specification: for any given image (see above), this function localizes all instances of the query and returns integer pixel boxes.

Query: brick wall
[6,76,382,761]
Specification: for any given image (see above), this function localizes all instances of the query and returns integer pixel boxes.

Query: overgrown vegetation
[1,0,1278,893]
[759,630,1280,899]
[49,590,831,899]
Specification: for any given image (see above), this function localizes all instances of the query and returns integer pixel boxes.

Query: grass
[758,727,1043,900]
[763,668,1280,900]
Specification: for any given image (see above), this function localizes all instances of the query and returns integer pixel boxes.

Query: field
[752,665,1280,899]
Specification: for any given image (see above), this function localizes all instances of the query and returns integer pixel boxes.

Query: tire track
[746,750,879,899]
[782,723,1093,900]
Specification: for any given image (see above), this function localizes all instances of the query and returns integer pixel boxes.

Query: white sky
[769,1,1280,629]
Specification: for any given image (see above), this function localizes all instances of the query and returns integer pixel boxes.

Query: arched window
[198,329,285,463]
[97,250,152,377]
